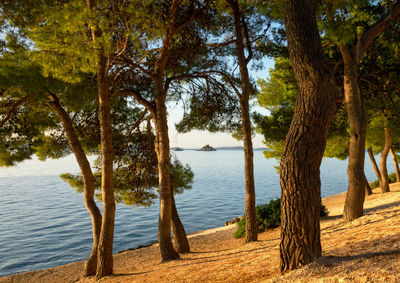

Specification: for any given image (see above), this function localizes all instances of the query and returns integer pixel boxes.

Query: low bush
[370,172,397,189]
[234,198,329,238]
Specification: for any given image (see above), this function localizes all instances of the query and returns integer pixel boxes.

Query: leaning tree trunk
[390,147,400,182]
[96,54,116,280]
[340,48,367,223]
[48,94,102,276]
[154,85,179,261]
[280,0,337,272]
[228,0,257,242]
[170,191,190,253]
[380,126,392,193]
[367,147,382,188]
[363,173,373,196]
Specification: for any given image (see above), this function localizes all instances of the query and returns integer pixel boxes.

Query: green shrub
[389,172,397,183]
[370,180,379,189]
[369,172,397,189]
[234,198,329,238]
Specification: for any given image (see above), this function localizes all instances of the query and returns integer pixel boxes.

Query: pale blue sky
[167,59,274,149]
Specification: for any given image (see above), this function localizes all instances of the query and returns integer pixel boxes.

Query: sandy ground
[1,183,400,283]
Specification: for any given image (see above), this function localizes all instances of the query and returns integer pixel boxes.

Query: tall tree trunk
[96,54,116,280]
[363,173,373,196]
[280,0,337,272]
[228,0,257,242]
[154,84,179,261]
[390,147,400,182]
[340,48,367,223]
[170,191,190,253]
[85,0,116,278]
[48,94,102,277]
[380,126,392,193]
[367,147,382,187]
[241,98,257,242]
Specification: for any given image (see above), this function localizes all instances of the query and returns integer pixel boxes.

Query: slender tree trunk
[241,98,257,242]
[380,126,392,193]
[228,0,257,242]
[363,174,373,196]
[390,147,400,182]
[96,54,116,280]
[170,191,190,253]
[367,147,382,187]
[340,47,367,223]
[154,83,179,261]
[48,94,102,277]
[280,0,337,272]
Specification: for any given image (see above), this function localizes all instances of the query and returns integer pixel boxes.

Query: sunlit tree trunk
[280,0,337,272]
[363,174,373,196]
[340,49,367,223]
[154,81,179,260]
[380,126,392,193]
[171,191,190,253]
[367,147,382,188]
[48,94,102,276]
[390,147,400,182]
[227,0,257,242]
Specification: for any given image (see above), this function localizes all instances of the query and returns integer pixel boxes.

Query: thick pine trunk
[341,49,367,223]
[154,85,179,261]
[48,95,102,276]
[390,147,400,182]
[380,126,392,193]
[228,0,257,242]
[280,0,337,272]
[170,192,190,253]
[367,147,382,187]
[96,54,116,280]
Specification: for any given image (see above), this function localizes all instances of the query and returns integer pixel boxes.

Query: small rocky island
[171,147,184,151]
[197,144,216,151]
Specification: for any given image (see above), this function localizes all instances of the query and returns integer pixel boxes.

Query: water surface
[0,150,393,276]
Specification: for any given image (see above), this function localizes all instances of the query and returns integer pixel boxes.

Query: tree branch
[0,95,32,128]
[355,3,400,63]
[120,55,155,80]
[115,90,156,116]
[167,70,242,99]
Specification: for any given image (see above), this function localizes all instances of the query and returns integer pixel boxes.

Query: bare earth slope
[1,183,400,283]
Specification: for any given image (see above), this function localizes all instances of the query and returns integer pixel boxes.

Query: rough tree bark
[150,117,189,254]
[280,0,338,272]
[340,49,367,223]
[85,0,116,279]
[390,147,400,182]
[227,0,257,242]
[339,4,400,222]
[48,94,102,277]
[95,53,116,280]
[170,191,190,253]
[154,88,179,260]
[380,126,392,193]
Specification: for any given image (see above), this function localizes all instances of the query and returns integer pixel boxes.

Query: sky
[166,58,274,149]
[167,102,268,148]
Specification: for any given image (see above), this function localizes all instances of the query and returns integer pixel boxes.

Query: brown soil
[2,183,400,283]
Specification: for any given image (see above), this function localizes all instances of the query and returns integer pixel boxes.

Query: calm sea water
[0,150,395,277]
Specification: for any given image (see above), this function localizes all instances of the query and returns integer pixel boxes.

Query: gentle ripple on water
[0,150,394,277]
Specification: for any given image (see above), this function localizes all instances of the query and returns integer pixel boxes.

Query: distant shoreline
[171,147,267,151]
